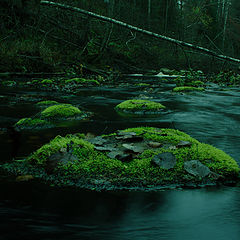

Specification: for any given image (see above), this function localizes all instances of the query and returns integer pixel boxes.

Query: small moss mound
[65,78,99,85]
[186,80,204,87]
[41,79,53,84]
[14,118,49,130]
[36,100,59,106]
[115,99,166,115]
[1,127,239,191]
[13,103,88,130]
[173,86,205,92]
[40,104,81,119]
[136,83,151,87]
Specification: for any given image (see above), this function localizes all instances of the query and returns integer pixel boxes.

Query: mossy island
[1,127,239,191]
[14,103,90,130]
[115,99,166,115]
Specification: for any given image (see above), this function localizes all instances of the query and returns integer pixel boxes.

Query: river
[0,77,240,240]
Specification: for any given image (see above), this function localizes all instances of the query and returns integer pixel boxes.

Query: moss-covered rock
[185,80,204,87]
[115,99,166,115]
[65,78,99,85]
[14,117,50,130]
[136,83,151,87]
[1,127,239,191]
[36,100,59,107]
[173,86,205,92]
[14,103,89,130]
[41,79,53,85]
[40,104,81,119]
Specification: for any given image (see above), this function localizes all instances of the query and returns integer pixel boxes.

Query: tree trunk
[40,0,240,65]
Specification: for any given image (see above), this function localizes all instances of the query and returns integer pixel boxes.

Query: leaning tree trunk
[40,0,240,65]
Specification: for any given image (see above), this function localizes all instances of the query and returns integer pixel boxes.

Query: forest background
[1,0,240,74]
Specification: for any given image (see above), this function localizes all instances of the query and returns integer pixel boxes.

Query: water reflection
[0,186,240,240]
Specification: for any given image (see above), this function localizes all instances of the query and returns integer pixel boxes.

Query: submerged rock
[1,127,239,191]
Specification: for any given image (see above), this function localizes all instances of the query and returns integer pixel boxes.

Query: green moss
[65,78,99,85]
[115,99,166,114]
[3,127,238,190]
[14,117,48,128]
[185,80,204,87]
[41,79,53,84]
[31,79,40,84]
[136,83,151,87]
[173,86,205,92]
[40,104,81,119]
[36,100,59,106]
[28,134,94,165]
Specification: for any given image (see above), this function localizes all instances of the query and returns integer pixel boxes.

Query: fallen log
[40,0,240,65]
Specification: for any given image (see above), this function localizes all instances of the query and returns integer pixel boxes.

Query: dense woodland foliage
[1,0,240,73]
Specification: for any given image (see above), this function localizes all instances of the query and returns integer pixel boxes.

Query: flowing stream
[0,77,240,240]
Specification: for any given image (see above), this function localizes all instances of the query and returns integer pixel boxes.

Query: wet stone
[117,131,137,136]
[47,152,78,171]
[148,141,162,148]
[94,145,117,152]
[115,131,143,142]
[184,160,211,178]
[107,151,122,159]
[122,143,145,153]
[88,136,107,146]
[117,153,133,162]
[177,141,192,148]
[152,152,177,169]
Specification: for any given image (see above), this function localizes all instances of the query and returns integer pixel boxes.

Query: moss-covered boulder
[41,79,53,85]
[1,127,239,191]
[37,100,59,106]
[14,103,89,130]
[40,104,81,119]
[115,99,166,115]
[36,100,59,108]
[173,86,205,92]
[14,117,51,130]
[65,78,99,85]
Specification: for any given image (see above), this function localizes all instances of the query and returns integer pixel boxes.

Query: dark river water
[0,77,240,240]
